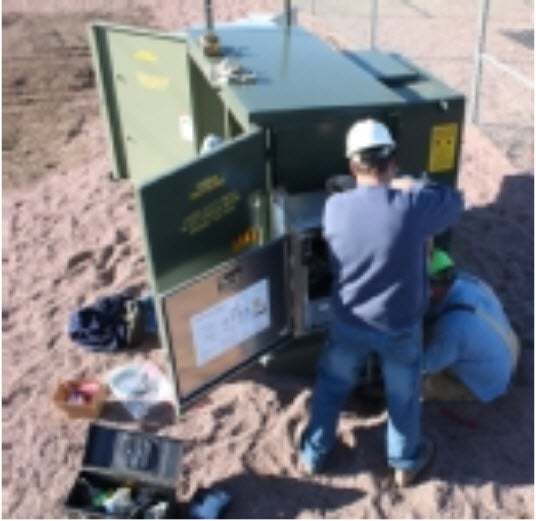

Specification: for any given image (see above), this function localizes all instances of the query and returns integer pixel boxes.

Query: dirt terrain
[2,1,534,519]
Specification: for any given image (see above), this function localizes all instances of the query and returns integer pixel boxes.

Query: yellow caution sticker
[428,123,458,173]
[134,49,157,63]
[231,227,259,252]
[136,71,169,91]
[180,191,240,236]
[189,174,225,201]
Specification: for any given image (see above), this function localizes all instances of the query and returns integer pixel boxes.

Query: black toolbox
[65,423,183,518]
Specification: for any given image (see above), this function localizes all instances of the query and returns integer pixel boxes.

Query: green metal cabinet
[89,22,465,411]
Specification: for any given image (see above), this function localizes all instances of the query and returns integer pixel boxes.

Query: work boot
[393,437,435,488]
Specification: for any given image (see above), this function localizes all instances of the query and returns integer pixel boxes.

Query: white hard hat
[345,119,395,158]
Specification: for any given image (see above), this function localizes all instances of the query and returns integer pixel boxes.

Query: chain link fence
[294,0,534,172]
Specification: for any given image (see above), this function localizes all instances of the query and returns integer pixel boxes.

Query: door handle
[218,266,243,292]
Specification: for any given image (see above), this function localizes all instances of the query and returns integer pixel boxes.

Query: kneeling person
[423,249,519,402]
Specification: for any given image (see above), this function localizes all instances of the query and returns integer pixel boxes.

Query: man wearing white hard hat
[297,118,464,486]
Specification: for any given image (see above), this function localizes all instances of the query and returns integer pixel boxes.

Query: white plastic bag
[106,361,174,420]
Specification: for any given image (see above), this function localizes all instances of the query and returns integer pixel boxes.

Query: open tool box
[65,423,183,518]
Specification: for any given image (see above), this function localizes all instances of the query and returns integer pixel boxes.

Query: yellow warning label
[231,227,259,253]
[134,49,157,63]
[136,71,169,91]
[180,191,240,236]
[428,123,458,173]
[189,174,225,201]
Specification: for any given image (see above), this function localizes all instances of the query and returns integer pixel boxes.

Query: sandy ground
[2,1,534,518]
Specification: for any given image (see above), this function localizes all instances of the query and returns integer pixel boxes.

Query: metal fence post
[284,0,292,27]
[469,0,490,124]
[204,0,214,32]
[370,0,378,48]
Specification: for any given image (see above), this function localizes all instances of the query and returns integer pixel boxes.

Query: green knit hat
[428,248,455,276]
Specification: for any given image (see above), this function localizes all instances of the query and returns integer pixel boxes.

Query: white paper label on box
[190,279,270,366]
[178,114,194,142]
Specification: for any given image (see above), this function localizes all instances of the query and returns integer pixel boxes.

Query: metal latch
[214,58,257,86]
[218,266,243,292]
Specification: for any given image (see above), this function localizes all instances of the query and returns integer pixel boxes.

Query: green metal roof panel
[392,81,460,104]
[187,26,404,122]
[344,49,463,101]
[342,49,420,84]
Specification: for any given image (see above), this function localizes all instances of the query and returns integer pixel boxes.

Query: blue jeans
[300,316,423,471]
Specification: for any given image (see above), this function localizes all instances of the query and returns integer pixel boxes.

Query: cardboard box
[53,380,107,419]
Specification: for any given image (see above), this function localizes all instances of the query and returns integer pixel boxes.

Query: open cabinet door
[137,129,269,292]
[90,23,197,185]
[162,236,290,406]
[136,129,291,408]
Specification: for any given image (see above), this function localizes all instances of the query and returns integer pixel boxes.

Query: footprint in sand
[66,250,93,272]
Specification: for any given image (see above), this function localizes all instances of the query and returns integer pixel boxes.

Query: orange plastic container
[53,379,107,419]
